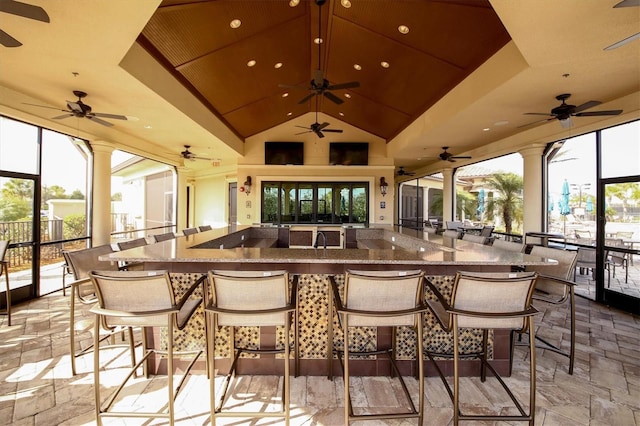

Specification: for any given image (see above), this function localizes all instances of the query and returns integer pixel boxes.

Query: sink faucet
[314,231,327,249]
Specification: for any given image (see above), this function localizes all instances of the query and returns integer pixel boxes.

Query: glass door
[0,175,37,304]
[597,121,639,314]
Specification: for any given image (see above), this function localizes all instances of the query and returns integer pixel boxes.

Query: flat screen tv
[265,142,304,165]
[329,142,369,166]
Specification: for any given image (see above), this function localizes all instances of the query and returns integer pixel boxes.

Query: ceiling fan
[438,146,472,162]
[295,98,343,138]
[0,0,49,48]
[396,166,415,176]
[522,93,623,129]
[24,90,129,127]
[178,145,212,161]
[278,0,359,105]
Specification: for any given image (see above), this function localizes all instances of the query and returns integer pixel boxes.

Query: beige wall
[193,174,233,228]
[234,113,395,226]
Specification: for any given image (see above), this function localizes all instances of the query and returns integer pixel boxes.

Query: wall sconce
[379,177,388,197]
[243,176,252,195]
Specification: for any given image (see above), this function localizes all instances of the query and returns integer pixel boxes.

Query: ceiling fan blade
[86,116,114,127]
[0,28,21,47]
[23,102,69,112]
[298,92,316,104]
[524,112,554,116]
[279,83,307,90]
[294,125,310,129]
[572,100,601,114]
[451,156,472,159]
[92,112,128,120]
[52,113,73,120]
[614,0,640,7]
[67,101,83,113]
[313,129,325,138]
[322,129,343,133]
[323,91,344,105]
[327,81,360,90]
[517,117,555,128]
[0,0,50,22]
[574,109,623,117]
[295,130,312,135]
[317,122,330,131]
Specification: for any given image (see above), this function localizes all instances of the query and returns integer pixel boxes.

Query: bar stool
[425,271,538,425]
[182,227,199,236]
[64,245,136,375]
[327,269,426,425]
[89,269,204,425]
[198,225,212,232]
[1,240,11,326]
[524,245,578,374]
[205,270,297,425]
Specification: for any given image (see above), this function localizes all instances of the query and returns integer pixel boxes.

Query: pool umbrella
[585,196,593,213]
[559,179,571,235]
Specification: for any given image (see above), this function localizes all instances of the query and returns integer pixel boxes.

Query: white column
[519,144,546,235]
[442,167,454,223]
[91,141,113,246]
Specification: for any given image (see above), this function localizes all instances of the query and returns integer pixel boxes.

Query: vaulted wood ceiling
[139,0,511,140]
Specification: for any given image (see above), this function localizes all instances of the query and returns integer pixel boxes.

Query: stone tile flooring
[1,288,639,425]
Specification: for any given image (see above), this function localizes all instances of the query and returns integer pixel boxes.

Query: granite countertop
[105,225,557,267]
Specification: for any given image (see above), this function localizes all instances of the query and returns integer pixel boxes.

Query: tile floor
[1,287,639,425]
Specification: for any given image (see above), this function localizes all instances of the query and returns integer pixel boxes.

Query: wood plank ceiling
[139,0,511,141]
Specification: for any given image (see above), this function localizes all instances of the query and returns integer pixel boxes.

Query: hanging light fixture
[380,177,389,196]
[243,176,252,195]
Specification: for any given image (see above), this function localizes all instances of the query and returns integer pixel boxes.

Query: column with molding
[519,144,546,235]
[90,141,114,246]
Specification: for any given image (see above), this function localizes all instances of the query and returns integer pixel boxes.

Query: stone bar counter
[105,225,556,377]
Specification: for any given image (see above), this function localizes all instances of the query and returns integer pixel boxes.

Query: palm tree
[485,172,523,234]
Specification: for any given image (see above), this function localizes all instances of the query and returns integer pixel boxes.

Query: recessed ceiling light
[339,112,345,116]
[289,0,300,6]
[230,19,241,29]
[398,25,409,34]
[341,0,352,8]
[247,59,256,67]
[287,112,292,116]
[314,37,323,44]
[274,62,283,69]
[381,61,390,68]
[144,125,152,129]
[344,93,351,98]
[483,128,491,132]
[494,120,509,126]
[282,92,289,98]
[353,64,362,71]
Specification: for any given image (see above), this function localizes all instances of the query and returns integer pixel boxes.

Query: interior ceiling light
[353,64,362,70]
[483,128,491,132]
[339,112,345,116]
[341,0,352,8]
[247,59,256,67]
[289,0,300,6]
[314,37,323,44]
[398,25,409,34]
[344,93,351,98]
[230,19,241,29]
[282,92,289,97]
[274,62,283,69]
[381,61,390,68]
[286,112,292,116]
